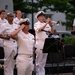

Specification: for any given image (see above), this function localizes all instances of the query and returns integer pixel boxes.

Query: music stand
[43,38,60,75]
[71,31,75,35]
[43,38,60,53]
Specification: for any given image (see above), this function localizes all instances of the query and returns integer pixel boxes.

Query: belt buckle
[30,56,32,58]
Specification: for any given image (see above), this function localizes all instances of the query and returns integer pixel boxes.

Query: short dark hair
[0,9,5,15]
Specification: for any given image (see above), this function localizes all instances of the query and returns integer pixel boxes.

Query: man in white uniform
[13,10,23,24]
[0,9,7,47]
[11,18,34,75]
[0,12,19,75]
[34,11,54,75]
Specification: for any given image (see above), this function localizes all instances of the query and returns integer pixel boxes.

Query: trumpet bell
[52,21,60,26]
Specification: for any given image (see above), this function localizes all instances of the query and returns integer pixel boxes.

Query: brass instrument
[52,21,60,26]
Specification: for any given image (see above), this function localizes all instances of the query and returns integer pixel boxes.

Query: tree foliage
[13,0,75,14]
[13,0,75,29]
[13,0,39,13]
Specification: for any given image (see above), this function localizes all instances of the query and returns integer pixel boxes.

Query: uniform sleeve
[17,31,22,38]
[73,19,75,26]
[0,24,6,34]
[34,23,39,32]
[34,23,43,32]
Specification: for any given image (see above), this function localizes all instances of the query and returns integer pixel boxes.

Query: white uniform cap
[19,18,30,25]
[35,11,45,19]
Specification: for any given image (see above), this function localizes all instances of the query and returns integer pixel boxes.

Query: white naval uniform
[73,19,75,26]
[0,18,8,47]
[13,17,23,24]
[16,31,34,75]
[34,21,51,75]
[0,22,19,75]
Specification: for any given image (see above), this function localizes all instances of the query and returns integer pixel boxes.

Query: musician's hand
[46,18,53,27]
[46,18,51,24]
[19,24,25,30]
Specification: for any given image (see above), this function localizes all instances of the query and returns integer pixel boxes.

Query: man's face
[0,12,5,19]
[38,15,45,22]
[24,25,30,31]
[7,13,14,22]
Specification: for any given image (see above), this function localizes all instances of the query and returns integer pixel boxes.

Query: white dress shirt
[34,21,51,49]
[13,17,23,24]
[17,31,34,55]
[0,18,8,47]
[0,22,19,54]
[34,21,51,40]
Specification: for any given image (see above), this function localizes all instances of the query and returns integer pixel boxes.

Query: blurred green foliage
[62,37,75,45]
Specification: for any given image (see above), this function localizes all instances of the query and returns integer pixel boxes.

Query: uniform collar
[0,17,5,21]
[38,21,45,24]
[6,21,13,26]
[15,17,22,20]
